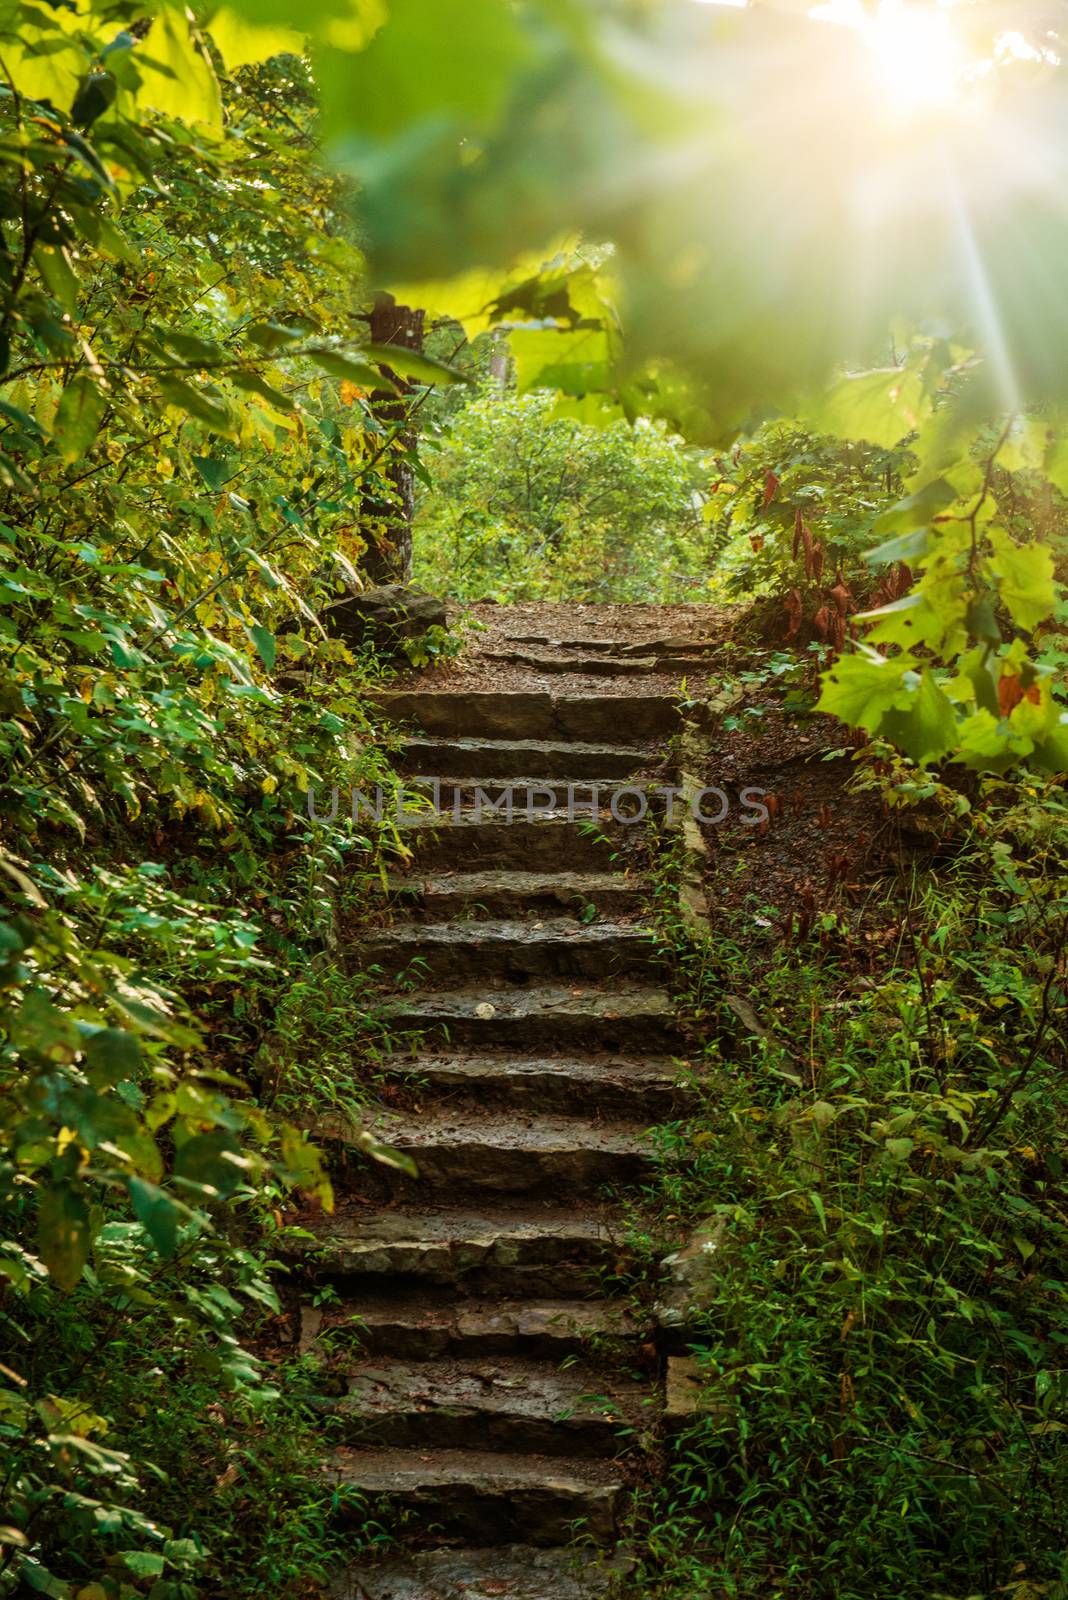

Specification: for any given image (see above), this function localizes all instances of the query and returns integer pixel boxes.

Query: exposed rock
[396,733,652,780]
[376,1050,686,1120]
[370,689,682,741]
[330,1446,624,1545]
[332,1354,646,1454]
[333,1545,632,1600]
[655,1218,728,1333]
[382,980,681,1051]
[386,867,647,922]
[316,1293,639,1361]
[324,1108,654,1198]
[664,1354,709,1427]
[323,583,446,655]
[663,1354,738,1446]
[356,916,658,983]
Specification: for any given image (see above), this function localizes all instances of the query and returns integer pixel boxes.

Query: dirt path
[301,605,723,1597]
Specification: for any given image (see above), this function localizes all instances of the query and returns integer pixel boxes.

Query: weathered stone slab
[323,584,446,654]
[303,1203,621,1295]
[382,981,680,1051]
[655,1219,728,1333]
[385,869,647,922]
[322,1109,653,1198]
[372,691,680,743]
[357,917,658,984]
[331,1354,647,1455]
[379,1051,687,1119]
[393,814,628,872]
[333,1545,632,1600]
[331,1447,624,1545]
[314,1294,640,1360]
[396,735,652,780]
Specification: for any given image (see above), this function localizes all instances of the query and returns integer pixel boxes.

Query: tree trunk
[361,296,425,584]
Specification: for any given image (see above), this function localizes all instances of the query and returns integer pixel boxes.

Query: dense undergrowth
[413,386,719,602]
[632,714,1068,1600]
[0,41,424,1600]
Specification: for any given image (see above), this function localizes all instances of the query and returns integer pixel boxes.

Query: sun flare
[863,2,964,108]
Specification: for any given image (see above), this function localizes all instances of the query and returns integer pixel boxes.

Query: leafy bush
[0,32,416,1600]
[414,388,718,602]
[636,775,1068,1599]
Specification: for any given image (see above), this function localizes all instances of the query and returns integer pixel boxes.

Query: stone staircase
[302,622,713,1599]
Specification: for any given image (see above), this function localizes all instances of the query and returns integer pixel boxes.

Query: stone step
[386,869,647,922]
[396,735,652,781]
[359,919,658,984]
[510,633,719,657]
[404,776,649,813]
[395,814,632,873]
[328,1356,650,1458]
[483,648,716,677]
[383,1052,688,1119]
[382,983,681,1052]
[332,1543,630,1600]
[327,1110,653,1198]
[484,649,662,676]
[331,1447,624,1545]
[373,690,680,743]
[306,1293,641,1361]
[304,1202,625,1295]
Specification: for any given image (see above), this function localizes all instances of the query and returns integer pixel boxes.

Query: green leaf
[0,398,44,436]
[52,376,107,464]
[174,1131,247,1198]
[35,246,79,317]
[955,708,1016,771]
[37,1183,90,1293]
[815,649,915,732]
[307,347,393,389]
[19,1560,71,1598]
[158,377,236,436]
[358,1134,419,1178]
[879,670,959,766]
[364,343,472,386]
[83,1027,141,1088]
[192,455,230,491]
[247,624,276,671]
[208,7,306,70]
[870,477,956,539]
[804,362,933,449]
[864,527,931,567]
[71,70,118,129]
[128,1177,181,1258]
[13,989,80,1060]
[122,1552,166,1579]
[511,326,612,398]
[1043,427,1068,498]
[135,6,222,129]
[998,416,1049,474]
[245,322,306,353]
[230,369,295,410]
[161,329,226,366]
[321,0,530,141]
[279,1124,334,1209]
[987,530,1058,631]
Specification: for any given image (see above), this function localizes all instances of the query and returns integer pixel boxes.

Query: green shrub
[635,777,1068,1599]
[414,388,719,602]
